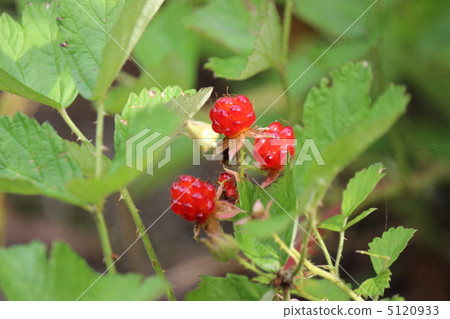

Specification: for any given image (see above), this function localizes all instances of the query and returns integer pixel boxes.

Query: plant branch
[120,187,176,301]
[93,203,116,274]
[59,108,89,142]
[334,217,348,276]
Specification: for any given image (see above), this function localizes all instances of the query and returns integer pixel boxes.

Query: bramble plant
[0,0,420,301]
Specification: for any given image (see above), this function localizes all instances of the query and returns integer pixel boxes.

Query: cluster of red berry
[171,95,295,224]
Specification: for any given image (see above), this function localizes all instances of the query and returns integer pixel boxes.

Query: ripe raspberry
[217,172,239,203]
[210,95,256,138]
[171,175,216,223]
[253,121,295,170]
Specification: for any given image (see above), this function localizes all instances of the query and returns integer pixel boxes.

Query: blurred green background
[0,0,449,300]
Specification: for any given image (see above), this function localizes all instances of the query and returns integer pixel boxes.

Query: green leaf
[204,1,282,80]
[186,273,271,301]
[293,0,375,39]
[380,294,405,301]
[189,0,264,53]
[0,113,84,205]
[92,0,164,101]
[294,62,409,214]
[344,207,377,230]
[302,278,351,301]
[319,214,346,232]
[133,0,199,90]
[16,0,49,13]
[342,163,385,217]
[0,241,167,300]
[0,2,77,108]
[368,226,416,274]
[66,87,212,204]
[66,141,111,178]
[355,269,391,299]
[235,170,296,267]
[57,0,127,100]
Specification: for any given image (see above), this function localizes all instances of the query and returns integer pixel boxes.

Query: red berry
[217,172,239,203]
[209,95,256,138]
[253,121,295,170]
[171,175,216,223]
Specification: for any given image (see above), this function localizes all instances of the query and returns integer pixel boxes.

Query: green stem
[303,259,363,301]
[93,203,116,274]
[95,102,105,178]
[291,217,311,278]
[59,108,89,142]
[121,187,176,301]
[236,255,268,278]
[334,217,348,276]
[282,0,293,65]
[310,210,334,269]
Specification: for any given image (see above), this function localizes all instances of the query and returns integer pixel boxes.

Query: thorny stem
[93,203,116,274]
[59,103,175,298]
[120,187,176,301]
[274,234,363,301]
[334,217,348,276]
[95,101,105,178]
[310,209,334,270]
[291,217,312,280]
[59,108,89,142]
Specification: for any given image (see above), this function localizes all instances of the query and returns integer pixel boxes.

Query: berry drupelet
[170,175,216,223]
[209,95,256,138]
[254,121,295,170]
[218,172,239,203]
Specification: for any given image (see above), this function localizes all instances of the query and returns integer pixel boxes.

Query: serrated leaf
[368,226,416,274]
[92,0,164,101]
[185,273,271,301]
[0,112,84,205]
[235,170,296,267]
[205,1,282,80]
[66,141,111,178]
[344,207,377,230]
[355,269,391,299]
[319,214,346,232]
[57,0,127,100]
[0,241,167,300]
[302,278,351,301]
[294,62,409,214]
[0,2,77,108]
[342,163,385,217]
[66,87,212,204]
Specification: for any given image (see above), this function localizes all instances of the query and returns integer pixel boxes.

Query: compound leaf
[0,241,167,300]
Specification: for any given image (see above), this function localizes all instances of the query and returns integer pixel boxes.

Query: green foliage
[235,169,296,269]
[320,163,385,232]
[57,0,127,99]
[93,0,164,101]
[0,112,84,205]
[185,273,272,301]
[341,163,385,217]
[302,278,351,301]
[368,226,416,274]
[294,62,409,213]
[66,86,212,204]
[356,269,392,299]
[191,0,282,80]
[0,2,77,108]
[0,241,167,300]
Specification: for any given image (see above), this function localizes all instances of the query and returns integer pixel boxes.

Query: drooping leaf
[368,226,416,274]
[92,0,164,101]
[0,241,167,300]
[56,0,127,100]
[0,112,84,205]
[294,62,409,214]
[66,86,213,204]
[0,2,77,108]
[342,163,385,217]
[302,278,351,301]
[355,269,392,299]
[185,273,271,301]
